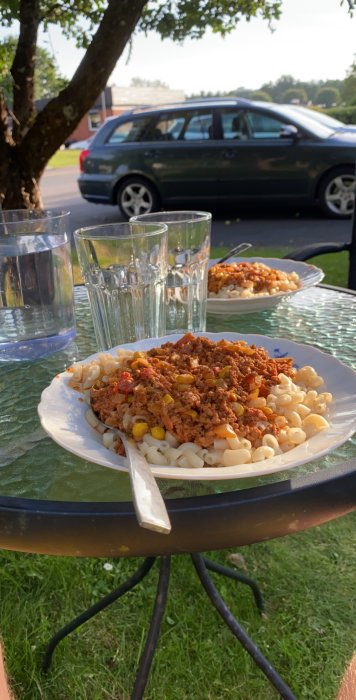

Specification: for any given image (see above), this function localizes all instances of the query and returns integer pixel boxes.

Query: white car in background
[68,137,93,150]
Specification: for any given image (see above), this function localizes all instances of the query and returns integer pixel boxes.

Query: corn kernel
[218,366,232,378]
[151,426,166,440]
[248,388,259,399]
[214,423,237,439]
[131,358,149,369]
[185,409,198,419]
[132,422,149,439]
[163,394,174,404]
[231,402,245,417]
[239,345,254,355]
[176,374,195,384]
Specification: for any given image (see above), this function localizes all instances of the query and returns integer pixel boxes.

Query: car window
[183,113,212,140]
[221,110,249,139]
[153,110,213,141]
[221,108,292,140]
[245,111,285,139]
[149,114,186,141]
[107,117,153,143]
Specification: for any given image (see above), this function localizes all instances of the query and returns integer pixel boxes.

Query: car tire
[117,177,159,219]
[317,166,355,218]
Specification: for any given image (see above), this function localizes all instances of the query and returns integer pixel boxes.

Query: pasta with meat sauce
[208,261,301,298]
[68,334,332,468]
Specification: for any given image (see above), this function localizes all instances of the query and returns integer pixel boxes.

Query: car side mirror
[280,124,300,139]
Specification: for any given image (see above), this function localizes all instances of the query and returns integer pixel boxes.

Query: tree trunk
[1,146,43,209]
[0,0,148,210]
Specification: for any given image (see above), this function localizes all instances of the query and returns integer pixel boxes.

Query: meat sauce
[90,333,295,449]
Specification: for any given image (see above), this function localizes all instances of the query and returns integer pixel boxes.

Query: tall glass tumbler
[0,209,75,362]
[74,222,168,350]
[130,211,212,334]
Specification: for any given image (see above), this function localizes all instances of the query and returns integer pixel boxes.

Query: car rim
[121,184,153,217]
[324,174,355,216]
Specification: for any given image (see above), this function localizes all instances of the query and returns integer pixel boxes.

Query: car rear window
[106,109,214,143]
[107,117,153,143]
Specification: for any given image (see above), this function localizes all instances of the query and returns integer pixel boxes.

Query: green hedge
[323,106,356,124]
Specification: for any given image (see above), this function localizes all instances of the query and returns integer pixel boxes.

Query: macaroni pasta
[68,334,332,469]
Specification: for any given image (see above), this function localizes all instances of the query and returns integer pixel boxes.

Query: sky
[4,0,356,95]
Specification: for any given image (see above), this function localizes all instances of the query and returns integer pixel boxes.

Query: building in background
[63,84,186,145]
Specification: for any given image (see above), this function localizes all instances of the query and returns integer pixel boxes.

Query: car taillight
[79,149,90,172]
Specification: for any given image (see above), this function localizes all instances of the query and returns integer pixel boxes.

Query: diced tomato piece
[118,371,135,394]
[140,366,155,380]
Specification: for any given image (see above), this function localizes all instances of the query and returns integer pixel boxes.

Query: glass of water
[0,209,76,362]
[74,221,168,350]
[130,211,212,334]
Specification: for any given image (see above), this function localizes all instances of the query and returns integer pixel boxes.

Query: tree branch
[20,0,148,176]
[11,0,40,142]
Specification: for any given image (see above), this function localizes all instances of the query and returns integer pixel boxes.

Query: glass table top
[0,285,355,502]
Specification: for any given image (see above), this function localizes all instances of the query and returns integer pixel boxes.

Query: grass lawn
[0,514,355,699]
[48,149,80,169]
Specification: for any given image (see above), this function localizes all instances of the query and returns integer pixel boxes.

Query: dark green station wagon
[78,98,356,219]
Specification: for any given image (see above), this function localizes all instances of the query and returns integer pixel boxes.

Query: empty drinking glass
[74,221,168,350]
[130,211,211,334]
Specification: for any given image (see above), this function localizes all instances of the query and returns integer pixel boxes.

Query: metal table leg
[191,553,297,700]
[202,555,265,613]
[42,556,156,673]
[131,556,171,700]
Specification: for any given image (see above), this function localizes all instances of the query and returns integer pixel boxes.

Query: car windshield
[254,103,336,138]
[282,106,345,129]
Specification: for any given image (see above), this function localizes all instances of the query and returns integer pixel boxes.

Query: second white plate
[207,257,324,314]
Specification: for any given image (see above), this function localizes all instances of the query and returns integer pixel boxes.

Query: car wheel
[317,166,355,218]
[117,177,159,219]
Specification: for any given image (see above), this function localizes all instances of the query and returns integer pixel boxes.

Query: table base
[42,555,296,700]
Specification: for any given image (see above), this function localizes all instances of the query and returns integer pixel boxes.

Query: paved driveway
[41,166,353,250]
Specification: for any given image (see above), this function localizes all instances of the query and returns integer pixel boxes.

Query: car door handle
[144,150,159,157]
[222,150,238,159]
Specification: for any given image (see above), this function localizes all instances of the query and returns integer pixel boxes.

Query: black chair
[285,208,356,290]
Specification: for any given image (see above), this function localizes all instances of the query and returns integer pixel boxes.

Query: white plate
[207,257,324,314]
[38,333,356,481]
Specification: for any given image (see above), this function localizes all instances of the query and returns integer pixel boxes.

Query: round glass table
[1,284,355,700]
[0,284,354,555]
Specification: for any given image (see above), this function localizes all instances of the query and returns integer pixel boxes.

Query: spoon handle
[217,242,252,264]
[120,433,172,534]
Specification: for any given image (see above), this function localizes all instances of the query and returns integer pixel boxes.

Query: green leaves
[139,0,282,42]
[0,36,67,102]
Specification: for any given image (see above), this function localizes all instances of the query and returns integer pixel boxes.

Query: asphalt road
[41,166,353,250]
